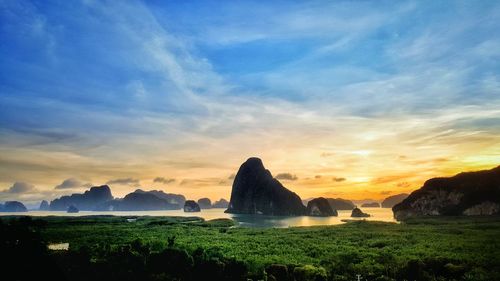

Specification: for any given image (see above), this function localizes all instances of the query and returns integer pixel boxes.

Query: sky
[1,0,500,207]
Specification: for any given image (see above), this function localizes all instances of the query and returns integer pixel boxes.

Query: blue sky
[1,0,500,206]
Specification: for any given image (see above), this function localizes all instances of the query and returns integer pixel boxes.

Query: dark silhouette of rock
[381,193,409,208]
[306,197,338,216]
[197,198,212,209]
[50,185,113,211]
[39,200,50,210]
[212,198,229,208]
[351,207,370,217]
[67,205,79,213]
[393,166,500,220]
[1,201,28,212]
[361,202,380,208]
[134,189,185,206]
[225,157,306,216]
[98,191,181,211]
[184,200,200,212]
[326,198,355,210]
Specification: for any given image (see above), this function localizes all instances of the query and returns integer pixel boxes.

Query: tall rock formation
[225,158,306,216]
[393,166,500,220]
[39,200,50,211]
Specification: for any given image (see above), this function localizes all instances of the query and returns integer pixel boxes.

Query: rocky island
[50,185,113,211]
[393,166,500,220]
[212,198,229,208]
[225,157,306,216]
[0,201,28,212]
[306,197,338,216]
[184,200,201,212]
[351,207,370,217]
[197,198,212,209]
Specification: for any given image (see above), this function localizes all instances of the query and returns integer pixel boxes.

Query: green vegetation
[1,215,499,280]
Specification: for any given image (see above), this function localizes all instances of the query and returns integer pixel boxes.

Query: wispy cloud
[275,173,298,181]
[106,178,140,187]
[332,177,346,183]
[54,178,91,189]
[153,177,175,184]
[2,182,35,194]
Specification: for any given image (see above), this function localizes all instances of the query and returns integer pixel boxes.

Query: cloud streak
[54,178,91,190]
[2,182,35,194]
[106,178,141,187]
[153,177,176,184]
[275,173,298,181]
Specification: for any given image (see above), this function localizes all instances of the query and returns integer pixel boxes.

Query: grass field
[2,215,500,281]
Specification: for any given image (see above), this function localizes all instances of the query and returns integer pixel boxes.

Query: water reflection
[1,208,396,228]
[48,243,69,250]
[230,208,396,228]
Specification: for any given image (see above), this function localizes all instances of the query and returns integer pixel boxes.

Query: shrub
[293,265,327,281]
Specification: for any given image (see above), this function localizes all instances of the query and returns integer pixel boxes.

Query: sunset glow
[1,1,499,207]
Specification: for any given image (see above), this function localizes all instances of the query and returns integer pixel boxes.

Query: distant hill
[393,166,500,220]
[381,193,409,208]
[100,192,180,211]
[50,186,185,211]
[133,189,185,206]
[50,185,113,211]
[0,201,28,212]
[197,198,212,209]
[326,198,355,210]
[361,202,380,208]
[212,198,229,208]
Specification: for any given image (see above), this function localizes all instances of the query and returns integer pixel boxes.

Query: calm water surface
[0,207,396,227]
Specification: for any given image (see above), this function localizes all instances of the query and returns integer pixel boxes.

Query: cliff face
[225,158,306,216]
[393,166,500,220]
